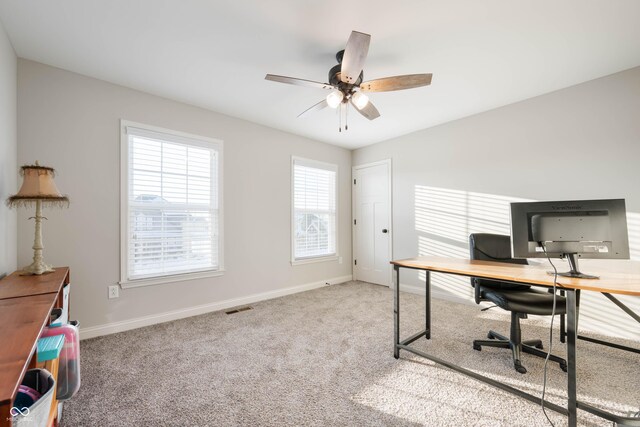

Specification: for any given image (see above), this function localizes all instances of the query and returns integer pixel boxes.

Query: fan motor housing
[329,50,363,88]
[328,64,363,88]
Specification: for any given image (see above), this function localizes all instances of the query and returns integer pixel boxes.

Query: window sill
[120,269,225,289]
[291,255,339,266]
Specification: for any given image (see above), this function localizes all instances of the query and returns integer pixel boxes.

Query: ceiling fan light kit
[326,90,344,108]
[265,30,433,132]
[351,91,369,110]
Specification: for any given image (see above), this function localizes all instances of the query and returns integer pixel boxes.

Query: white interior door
[353,160,392,286]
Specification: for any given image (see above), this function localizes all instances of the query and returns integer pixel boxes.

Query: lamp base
[21,260,55,276]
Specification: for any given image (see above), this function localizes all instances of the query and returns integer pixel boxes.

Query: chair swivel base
[473,330,568,374]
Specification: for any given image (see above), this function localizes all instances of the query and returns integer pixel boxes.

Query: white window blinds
[292,158,337,260]
[124,125,221,281]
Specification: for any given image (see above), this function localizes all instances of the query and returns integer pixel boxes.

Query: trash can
[13,369,55,427]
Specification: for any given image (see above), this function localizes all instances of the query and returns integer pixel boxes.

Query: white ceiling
[2,1,640,149]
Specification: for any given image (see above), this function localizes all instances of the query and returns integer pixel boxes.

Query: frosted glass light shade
[326,90,344,108]
[352,91,369,110]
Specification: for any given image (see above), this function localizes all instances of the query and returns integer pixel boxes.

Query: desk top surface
[391,256,640,296]
[0,267,69,300]
[0,293,58,405]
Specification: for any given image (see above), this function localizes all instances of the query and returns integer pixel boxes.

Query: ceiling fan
[265,30,433,132]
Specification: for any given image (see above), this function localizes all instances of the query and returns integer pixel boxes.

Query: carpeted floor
[62,281,639,426]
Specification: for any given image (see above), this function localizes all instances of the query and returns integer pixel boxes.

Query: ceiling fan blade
[298,99,329,118]
[350,99,380,121]
[340,31,371,84]
[360,74,433,92]
[265,74,335,90]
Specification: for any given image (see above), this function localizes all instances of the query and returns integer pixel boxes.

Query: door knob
[382,229,388,233]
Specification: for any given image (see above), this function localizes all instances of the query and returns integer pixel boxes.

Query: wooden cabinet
[0,268,70,427]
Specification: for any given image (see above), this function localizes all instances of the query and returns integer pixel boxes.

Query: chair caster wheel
[473,344,482,351]
[560,362,568,372]
[514,362,527,374]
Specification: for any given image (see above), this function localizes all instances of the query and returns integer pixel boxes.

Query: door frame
[352,158,393,286]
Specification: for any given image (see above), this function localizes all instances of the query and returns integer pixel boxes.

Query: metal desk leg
[567,290,578,427]
[394,265,400,359]
[425,271,431,339]
[602,292,640,323]
[560,290,566,343]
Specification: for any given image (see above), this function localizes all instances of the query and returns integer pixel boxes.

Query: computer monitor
[510,199,630,279]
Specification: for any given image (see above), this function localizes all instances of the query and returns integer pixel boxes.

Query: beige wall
[17,59,352,334]
[354,67,640,340]
[16,56,640,340]
[0,19,17,277]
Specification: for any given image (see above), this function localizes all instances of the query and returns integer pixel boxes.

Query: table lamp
[6,161,69,275]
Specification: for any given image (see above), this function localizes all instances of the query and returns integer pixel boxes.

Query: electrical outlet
[108,285,119,299]
[339,257,343,264]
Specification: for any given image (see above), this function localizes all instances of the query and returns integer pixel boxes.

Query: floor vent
[225,306,253,315]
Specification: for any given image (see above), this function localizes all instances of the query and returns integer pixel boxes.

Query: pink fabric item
[18,385,41,402]
[40,324,79,359]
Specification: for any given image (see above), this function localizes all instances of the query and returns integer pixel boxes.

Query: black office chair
[469,233,568,374]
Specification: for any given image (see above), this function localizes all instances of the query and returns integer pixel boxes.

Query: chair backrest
[469,233,530,291]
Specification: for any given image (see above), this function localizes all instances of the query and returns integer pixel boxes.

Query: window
[120,121,223,287]
[292,157,338,263]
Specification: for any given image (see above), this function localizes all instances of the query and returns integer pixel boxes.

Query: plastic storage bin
[40,321,80,400]
[13,369,55,427]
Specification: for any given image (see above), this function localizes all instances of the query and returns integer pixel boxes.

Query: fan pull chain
[345,102,349,131]
[338,102,342,132]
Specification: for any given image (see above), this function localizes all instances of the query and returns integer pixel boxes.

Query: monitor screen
[510,199,630,260]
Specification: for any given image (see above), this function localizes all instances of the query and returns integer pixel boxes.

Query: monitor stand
[547,253,599,279]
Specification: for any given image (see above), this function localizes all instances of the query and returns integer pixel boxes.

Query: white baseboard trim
[398,283,640,341]
[80,275,352,340]
[398,283,424,295]
[398,282,477,307]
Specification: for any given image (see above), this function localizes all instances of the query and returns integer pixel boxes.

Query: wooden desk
[391,256,640,427]
[0,268,70,427]
[0,268,69,301]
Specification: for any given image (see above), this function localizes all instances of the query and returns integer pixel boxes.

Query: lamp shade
[7,163,69,208]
